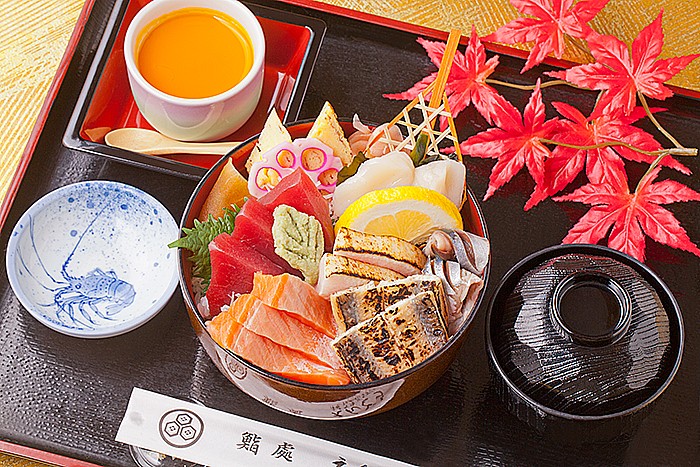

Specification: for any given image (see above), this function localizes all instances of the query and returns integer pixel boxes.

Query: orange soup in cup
[135,7,254,99]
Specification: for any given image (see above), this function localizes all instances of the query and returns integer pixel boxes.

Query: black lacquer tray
[1,1,698,465]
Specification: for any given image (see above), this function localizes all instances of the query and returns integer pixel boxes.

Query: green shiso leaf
[168,205,240,290]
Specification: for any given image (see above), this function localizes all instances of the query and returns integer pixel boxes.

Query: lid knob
[550,272,631,347]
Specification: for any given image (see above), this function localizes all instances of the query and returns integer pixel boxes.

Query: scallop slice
[413,159,466,207]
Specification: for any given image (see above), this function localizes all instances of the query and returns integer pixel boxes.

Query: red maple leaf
[525,102,691,209]
[458,80,560,200]
[483,0,610,73]
[384,27,514,128]
[554,167,700,262]
[548,10,700,116]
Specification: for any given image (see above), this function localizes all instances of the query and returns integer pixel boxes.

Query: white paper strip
[116,388,416,467]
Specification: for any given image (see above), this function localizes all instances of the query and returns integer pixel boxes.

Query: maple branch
[634,148,699,193]
[540,138,697,157]
[485,78,584,91]
[565,35,593,61]
[637,92,683,149]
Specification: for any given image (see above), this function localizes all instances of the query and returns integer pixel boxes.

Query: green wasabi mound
[272,204,324,285]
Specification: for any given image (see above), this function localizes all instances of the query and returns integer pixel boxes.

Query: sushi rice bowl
[176,107,490,419]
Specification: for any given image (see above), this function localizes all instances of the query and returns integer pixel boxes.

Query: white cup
[124,0,265,142]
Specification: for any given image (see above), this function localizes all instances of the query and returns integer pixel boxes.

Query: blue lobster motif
[19,196,136,330]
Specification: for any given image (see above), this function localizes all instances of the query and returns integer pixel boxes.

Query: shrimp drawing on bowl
[17,206,136,331]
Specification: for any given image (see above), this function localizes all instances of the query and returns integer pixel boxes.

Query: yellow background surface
[0,0,698,464]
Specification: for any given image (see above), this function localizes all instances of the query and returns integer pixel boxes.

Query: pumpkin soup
[136,7,254,99]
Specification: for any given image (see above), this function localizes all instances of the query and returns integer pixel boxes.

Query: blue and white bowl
[6,181,179,338]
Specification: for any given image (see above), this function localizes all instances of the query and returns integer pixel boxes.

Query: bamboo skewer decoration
[369,29,463,162]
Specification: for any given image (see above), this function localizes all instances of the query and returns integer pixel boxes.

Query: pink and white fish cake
[248,138,342,198]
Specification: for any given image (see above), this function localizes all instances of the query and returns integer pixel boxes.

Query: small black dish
[486,244,684,440]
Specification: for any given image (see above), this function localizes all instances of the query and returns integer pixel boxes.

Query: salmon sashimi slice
[234,326,350,385]
[207,305,241,349]
[231,294,343,369]
[251,273,337,338]
[207,309,350,386]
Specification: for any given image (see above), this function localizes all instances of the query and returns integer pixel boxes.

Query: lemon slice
[335,186,463,243]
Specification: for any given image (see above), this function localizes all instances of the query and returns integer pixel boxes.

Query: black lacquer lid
[487,244,684,420]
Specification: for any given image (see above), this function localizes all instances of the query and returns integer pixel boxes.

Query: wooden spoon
[104,128,242,155]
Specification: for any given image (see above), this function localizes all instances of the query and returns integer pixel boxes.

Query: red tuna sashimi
[231,294,343,368]
[252,273,337,338]
[258,168,334,251]
[206,232,286,317]
[233,199,298,274]
[207,310,350,385]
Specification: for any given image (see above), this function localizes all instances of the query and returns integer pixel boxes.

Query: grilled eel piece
[333,227,427,276]
[330,275,448,333]
[332,291,448,383]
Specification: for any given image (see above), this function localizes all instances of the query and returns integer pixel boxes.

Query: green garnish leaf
[271,205,323,285]
[337,151,367,184]
[168,205,240,289]
[410,133,429,165]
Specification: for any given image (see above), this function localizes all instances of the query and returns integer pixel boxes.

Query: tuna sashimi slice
[207,310,350,386]
[258,168,334,251]
[206,232,286,317]
[230,294,343,369]
[232,199,298,274]
[252,273,337,338]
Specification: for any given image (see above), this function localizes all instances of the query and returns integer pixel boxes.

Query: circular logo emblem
[158,409,204,448]
[224,354,248,380]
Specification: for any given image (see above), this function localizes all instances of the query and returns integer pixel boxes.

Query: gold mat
[0,0,84,223]
[320,0,700,89]
[0,457,50,467]
[0,0,698,464]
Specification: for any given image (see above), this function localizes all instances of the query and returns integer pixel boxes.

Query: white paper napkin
[116,388,416,467]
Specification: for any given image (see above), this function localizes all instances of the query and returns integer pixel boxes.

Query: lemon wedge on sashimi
[335,186,462,243]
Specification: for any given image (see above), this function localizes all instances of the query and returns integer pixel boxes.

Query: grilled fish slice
[330,275,447,333]
[332,313,414,383]
[383,291,448,356]
[333,227,427,276]
[316,253,403,297]
[332,290,448,383]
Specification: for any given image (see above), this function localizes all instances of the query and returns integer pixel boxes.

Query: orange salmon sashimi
[251,273,337,338]
[231,294,343,369]
[207,309,350,386]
